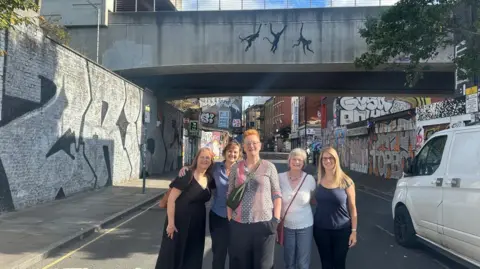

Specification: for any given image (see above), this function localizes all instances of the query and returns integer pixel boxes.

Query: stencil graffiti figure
[239,24,262,52]
[292,23,314,55]
[263,23,287,54]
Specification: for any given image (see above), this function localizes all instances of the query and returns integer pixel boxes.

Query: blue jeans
[283,226,313,269]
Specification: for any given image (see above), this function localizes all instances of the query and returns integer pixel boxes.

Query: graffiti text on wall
[369,118,415,179]
[338,97,412,126]
[349,137,369,174]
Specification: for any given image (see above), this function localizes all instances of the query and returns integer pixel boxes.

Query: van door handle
[434,178,443,187]
[451,178,461,188]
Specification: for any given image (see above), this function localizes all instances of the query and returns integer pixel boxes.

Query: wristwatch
[351,229,357,232]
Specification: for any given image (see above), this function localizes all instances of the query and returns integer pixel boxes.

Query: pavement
[0,170,179,269]
[27,162,468,269]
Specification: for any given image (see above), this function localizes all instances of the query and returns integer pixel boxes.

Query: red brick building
[297,96,327,147]
[264,96,291,150]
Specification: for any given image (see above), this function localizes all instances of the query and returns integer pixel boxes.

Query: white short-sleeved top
[279,172,316,229]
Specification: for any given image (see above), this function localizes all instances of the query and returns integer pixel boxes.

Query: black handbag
[226,159,261,210]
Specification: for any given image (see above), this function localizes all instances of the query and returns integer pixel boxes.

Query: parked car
[392,125,480,268]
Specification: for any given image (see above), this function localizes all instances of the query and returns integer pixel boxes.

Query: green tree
[0,0,38,30]
[355,0,479,86]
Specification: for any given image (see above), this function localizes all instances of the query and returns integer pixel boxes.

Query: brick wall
[0,26,182,213]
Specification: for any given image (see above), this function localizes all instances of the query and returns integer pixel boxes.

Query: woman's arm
[269,163,282,220]
[346,183,358,247]
[226,163,238,221]
[167,188,182,228]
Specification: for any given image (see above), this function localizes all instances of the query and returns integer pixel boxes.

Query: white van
[392,124,480,268]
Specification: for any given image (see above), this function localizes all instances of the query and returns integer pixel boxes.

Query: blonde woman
[278,148,316,269]
[313,147,358,269]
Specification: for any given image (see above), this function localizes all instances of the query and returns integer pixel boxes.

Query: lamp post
[85,0,100,63]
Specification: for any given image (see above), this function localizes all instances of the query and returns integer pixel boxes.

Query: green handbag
[226,160,261,210]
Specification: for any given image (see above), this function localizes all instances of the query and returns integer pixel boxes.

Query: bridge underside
[121,71,456,100]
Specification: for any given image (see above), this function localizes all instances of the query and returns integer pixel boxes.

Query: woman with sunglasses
[178,140,242,269]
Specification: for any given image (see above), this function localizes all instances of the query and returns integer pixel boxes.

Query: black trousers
[313,226,351,269]
[229,219,277,269]
[209,211,230,269]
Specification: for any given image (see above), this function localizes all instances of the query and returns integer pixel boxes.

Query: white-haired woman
[278,148,316,269]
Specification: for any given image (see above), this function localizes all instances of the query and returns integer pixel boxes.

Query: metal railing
[115,0,398,12]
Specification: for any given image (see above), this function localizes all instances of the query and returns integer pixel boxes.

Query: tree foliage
[355,0,480,86]
[0,0,38,30]
[1,0,70,54]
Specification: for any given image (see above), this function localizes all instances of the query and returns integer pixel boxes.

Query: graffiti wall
[349,136,369,174]
[0,24,182,213]
[199,97,242,133]
[337,97,444,126]
[200,131,223,160]
[416,96,466,121]
[368,117,416,179]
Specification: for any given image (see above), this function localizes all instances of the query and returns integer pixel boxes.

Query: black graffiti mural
[263,23,287,54]
[293,23,314,55]
[239,24,262,52]
[45,63,116,192]
[103,145,112,187]
[0,75,57,127]
[101,101,109,126]
[0,157,14,212]
[117,82,133,177]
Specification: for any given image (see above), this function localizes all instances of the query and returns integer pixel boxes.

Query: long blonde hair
[317,147,353,189]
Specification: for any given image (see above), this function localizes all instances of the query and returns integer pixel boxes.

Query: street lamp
[85,0,100,63]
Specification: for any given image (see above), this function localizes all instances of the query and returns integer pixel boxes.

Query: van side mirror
[403,157,414,177]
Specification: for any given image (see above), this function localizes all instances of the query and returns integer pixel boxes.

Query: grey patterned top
[227,160,282,223]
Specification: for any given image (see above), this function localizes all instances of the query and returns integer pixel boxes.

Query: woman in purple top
[314,147,358,269]
[178,140,242,269]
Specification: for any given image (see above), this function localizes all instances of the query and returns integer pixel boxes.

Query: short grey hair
[288,148,307,164]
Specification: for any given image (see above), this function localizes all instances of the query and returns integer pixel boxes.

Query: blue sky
[181,0,398,10]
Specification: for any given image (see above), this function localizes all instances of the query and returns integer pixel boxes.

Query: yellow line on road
[42,201,159,269]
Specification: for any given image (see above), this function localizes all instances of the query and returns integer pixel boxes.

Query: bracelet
[352,229,357,232]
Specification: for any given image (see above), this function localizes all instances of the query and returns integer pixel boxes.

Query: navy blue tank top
[314,184,351,230]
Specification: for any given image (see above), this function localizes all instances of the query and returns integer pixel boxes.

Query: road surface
[32,161,466,269]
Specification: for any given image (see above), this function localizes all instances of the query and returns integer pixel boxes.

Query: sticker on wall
[200,112,215,124]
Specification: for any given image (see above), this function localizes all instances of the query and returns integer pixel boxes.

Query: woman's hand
[178,166,189,177]
[166,224,178,239]
[349,231,357,248]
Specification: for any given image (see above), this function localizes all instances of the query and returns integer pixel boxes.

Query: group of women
[155,129,358,269]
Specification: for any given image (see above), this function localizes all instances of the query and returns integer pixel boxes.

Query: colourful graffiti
[200,131,223,159]
[368,117,416,179]
[349,137,369,173]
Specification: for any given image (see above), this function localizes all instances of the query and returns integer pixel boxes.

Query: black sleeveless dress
[155,171,214,269]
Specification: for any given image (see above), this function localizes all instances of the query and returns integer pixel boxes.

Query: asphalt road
[32,161,467,269]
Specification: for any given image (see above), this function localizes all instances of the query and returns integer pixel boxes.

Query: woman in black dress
[155,147,216,269]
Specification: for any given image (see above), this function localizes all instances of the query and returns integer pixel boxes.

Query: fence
[115,0,398,12]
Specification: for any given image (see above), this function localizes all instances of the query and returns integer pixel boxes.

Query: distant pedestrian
[155,147,216,269]
[177,140,242,269]
[278,148,316,269]
[227,129,282,269]
[313,147,358,269]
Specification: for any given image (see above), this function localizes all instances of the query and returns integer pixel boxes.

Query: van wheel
[394,205,417,248]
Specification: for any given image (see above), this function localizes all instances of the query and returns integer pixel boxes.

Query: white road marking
[42,202,159,269]
[375,224,394,237]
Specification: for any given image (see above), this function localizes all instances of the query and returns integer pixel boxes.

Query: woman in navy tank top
[313,147,358,269]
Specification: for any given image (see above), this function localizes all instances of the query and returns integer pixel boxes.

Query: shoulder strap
[281,173,309,221]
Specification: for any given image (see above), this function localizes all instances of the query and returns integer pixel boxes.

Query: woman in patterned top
[227,129,282,269]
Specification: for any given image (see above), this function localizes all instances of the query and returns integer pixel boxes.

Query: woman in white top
[279,148,316,269]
